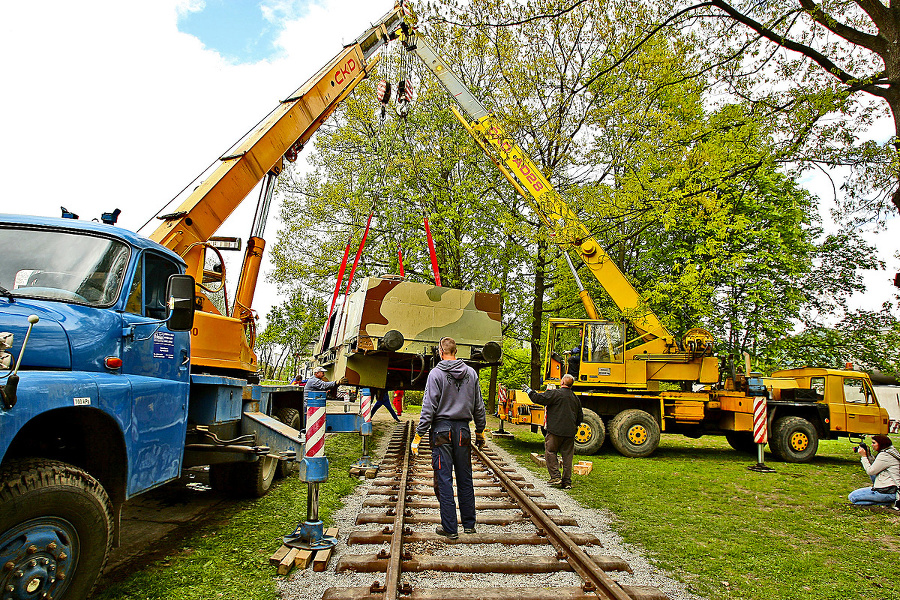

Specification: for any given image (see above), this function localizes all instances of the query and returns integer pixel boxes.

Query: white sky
[0,0,397,326]
[0,0,896,333]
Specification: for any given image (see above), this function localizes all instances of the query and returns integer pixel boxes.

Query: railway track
[321,421,668,600]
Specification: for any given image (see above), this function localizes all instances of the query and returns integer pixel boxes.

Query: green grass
[93,429,372,600]
[491,417,900,600]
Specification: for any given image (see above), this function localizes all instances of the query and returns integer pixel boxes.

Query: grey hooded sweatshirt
[417,358,486,436]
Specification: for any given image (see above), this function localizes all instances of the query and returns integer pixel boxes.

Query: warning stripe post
[748,395,775,473]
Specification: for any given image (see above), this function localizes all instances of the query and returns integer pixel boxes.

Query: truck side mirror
[166,274,195,332]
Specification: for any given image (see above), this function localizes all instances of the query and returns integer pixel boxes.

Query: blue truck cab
[0,214,304,600]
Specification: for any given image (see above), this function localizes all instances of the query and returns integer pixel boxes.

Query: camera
[852,442,868,454]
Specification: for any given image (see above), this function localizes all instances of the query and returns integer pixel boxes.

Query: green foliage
[267,0,892,381]
[257,290,325,379]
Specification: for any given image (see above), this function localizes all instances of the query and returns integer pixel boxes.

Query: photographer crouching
[848,435,900,507]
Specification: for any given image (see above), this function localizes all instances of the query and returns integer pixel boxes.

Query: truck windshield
[0,227,130,306]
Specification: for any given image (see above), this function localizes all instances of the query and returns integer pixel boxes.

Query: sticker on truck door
[153,331,175,359]
[74,397,91,406]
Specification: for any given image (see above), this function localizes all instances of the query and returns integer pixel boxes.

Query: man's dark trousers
[545,432,575,486]
[431,419,476,534]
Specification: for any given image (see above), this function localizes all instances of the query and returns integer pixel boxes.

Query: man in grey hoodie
[412,336,487,540]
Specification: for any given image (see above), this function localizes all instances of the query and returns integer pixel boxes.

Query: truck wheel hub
[575,424,592,443]
[789,432,808,451]
[0,518,73,600]
[627,425,648,445]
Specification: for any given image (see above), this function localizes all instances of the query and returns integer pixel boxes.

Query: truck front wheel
[0,459,113,600]
[771,416,818,463]
[609,409,660,458]
[574,409,606,455]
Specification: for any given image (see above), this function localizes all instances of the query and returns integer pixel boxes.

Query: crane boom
[402,32,670,344]
[148,7,406,375]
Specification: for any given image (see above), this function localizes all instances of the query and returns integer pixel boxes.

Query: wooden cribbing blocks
[573,460,593,475]
[313,527,340,572]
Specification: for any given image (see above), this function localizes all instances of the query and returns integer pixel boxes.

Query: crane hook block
[377,80,392,104]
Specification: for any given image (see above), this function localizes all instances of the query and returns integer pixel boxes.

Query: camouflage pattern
[314,276,502,390]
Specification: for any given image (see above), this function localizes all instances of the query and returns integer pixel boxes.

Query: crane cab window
[843,377,874,405]
[546,322,585,380]
[125,253,180,319]
[583,322,624,363]
[810,377,825,395]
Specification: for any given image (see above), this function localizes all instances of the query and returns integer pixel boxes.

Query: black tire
[209,456,277,498]
[574,409,606,455]
[725,431,758,454]
[771,416,818,463]
[608,409,660,458]
[274,407,302,479]
[0,459,113,600]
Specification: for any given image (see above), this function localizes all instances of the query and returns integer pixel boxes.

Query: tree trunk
[530,239,547,389]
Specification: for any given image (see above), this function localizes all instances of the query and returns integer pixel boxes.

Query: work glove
[411,433,422,456]
[338,376,349,385]
[522,385,533,395]
[475,432,486,448]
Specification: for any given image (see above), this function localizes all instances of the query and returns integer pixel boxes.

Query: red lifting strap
[397,244,405,277]
[423,215,442,287]
[344,211,374,297]
[328,234,353,322]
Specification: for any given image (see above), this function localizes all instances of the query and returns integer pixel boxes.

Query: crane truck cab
[0,214,196,600]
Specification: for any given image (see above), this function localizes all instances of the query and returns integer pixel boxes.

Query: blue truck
[0,214,308,600]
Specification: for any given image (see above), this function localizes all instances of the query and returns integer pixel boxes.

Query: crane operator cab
[545,319,626,387]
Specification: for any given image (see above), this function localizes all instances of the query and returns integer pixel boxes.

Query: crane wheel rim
[575,424,592,444]
[789,432,809,451]
[627,425,648,445]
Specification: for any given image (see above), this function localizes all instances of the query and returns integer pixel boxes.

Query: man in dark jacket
[412,337,487,540]
[524,374,583,489]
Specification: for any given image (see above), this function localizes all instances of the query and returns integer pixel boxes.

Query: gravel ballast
[277,426,706,600]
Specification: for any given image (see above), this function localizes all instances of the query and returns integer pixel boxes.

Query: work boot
[561,483,572,489]
[547,477,562,485]
[463,527,476,534]
[435,527,459,540]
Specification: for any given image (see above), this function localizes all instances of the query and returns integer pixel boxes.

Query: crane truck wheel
[209,455,278,497]
[274,407,302,479]
[0,459,113,600]
[771,416,818,463]
[609,409,660,458]
[574,409,606,455]
[724,431,758,454]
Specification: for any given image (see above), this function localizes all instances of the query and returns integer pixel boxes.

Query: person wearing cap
[849,434,900,507]
[522,373,583,489]
[304,366,344,394]
[412,336,486,540]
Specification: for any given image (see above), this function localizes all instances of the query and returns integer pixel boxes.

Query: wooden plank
[313,527,340,572]
[530,452,546,467]
[269,544,291,566]
[294,549,314,569]
[278,547,301,576]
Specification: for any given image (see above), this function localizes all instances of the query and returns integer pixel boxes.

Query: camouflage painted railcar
[313,276,502,390]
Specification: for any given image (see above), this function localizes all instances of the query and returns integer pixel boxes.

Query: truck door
[842,376,883,435]
[120,251,191,495]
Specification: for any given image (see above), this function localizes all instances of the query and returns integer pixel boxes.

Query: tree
[673,0,899,223]
[257,291,325,380]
